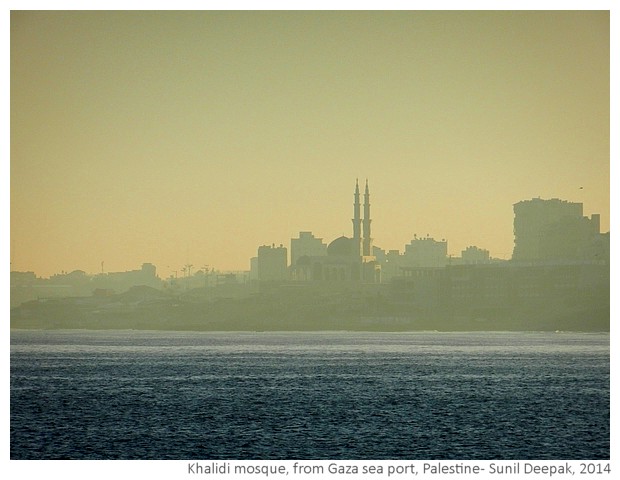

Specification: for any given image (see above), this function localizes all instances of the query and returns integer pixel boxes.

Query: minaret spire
[352,179,362,257]
[363,179,372,256]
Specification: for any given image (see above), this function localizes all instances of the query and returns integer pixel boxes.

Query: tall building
[512,198,603,263]
[257,244,288,281]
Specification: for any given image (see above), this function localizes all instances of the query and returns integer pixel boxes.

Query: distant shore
[10,311,609,333]
[11,279,609,333]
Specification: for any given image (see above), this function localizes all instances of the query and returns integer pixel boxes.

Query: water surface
[10,330,610,459]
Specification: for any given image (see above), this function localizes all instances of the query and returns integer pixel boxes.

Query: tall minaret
[363,179,372,256]
[352,179,362,257]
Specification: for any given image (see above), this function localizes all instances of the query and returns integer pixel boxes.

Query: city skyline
[10,11,610,278]
[11,187,606,280]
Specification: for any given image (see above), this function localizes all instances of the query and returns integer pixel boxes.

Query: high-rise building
[512,198,603,263]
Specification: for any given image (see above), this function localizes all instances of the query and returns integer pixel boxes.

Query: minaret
[363,179,372,256]
[352,179,362,257]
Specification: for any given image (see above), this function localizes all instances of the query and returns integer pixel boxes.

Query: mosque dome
[327,236,354,257]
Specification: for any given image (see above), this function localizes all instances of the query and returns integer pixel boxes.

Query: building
[512,198,605,263]
[369,247,404,283]
[291,232,327,266]
[461,246,491,265]
[403,236,448,268]
[439,262,609,329]
[11,269,94,307]
[249,257,259,280]
[92,262,161,292]
[257,244,288,281]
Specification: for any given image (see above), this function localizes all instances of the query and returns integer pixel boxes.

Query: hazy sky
[10,10,610,278]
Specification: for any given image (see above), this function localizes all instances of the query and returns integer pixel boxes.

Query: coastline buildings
[10,263,162,308]
[10,186,610,330]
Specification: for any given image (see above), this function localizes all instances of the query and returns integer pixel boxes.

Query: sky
[10,9,610,279]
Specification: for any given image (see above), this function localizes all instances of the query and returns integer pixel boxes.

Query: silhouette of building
[10,271,37,286]
[249,257,259,280]
[512,198,605,263]
[291,232,327,266]
[461,246,491,265]
[257,244,288,281]
[438,262,609,328]
[382,249,404,282]
[91,262,161,292]
[10,263,162,307]
[403,236,448,268]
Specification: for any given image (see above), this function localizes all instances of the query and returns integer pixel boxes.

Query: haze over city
[10,10,609,278]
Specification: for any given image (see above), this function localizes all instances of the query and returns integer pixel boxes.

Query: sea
[10,330,610,460]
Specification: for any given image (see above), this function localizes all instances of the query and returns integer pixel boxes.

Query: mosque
[290,180,381,283]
